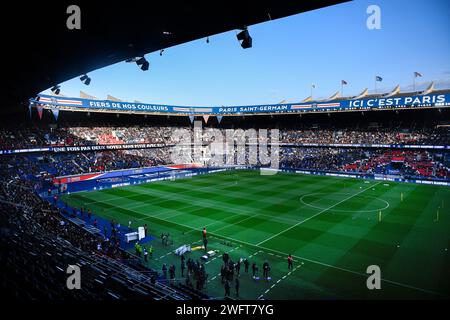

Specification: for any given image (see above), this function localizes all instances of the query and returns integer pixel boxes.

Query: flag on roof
[375,76,383,82]
[341,80,348,85]
[414,71,422,77]
[51,108,60,121]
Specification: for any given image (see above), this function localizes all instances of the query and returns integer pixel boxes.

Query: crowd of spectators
[280,127,450,145]
[280,148,366,172]
[280,148,450,180]
[1,124,449,150]
[1,119,449,299]
[340,150,449,179]
[0,173,125,260]
[2,143,448,181]
[0,148,172,178]
[0,125,89,149]
[68,126,174,145]
[81,149,170,173]
[0,156,209,299]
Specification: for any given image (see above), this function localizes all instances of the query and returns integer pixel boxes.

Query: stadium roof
[36,83,450,117]
[2,0,347,114]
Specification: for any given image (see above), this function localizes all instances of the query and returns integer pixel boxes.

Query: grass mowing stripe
[73,174,340,229]
[66,193,149,220]
[62,170,448,298]
[137,205,440,296]
[101,175,286,212]
[170,174,344,235]
[77,187,300,226]
[73,171,255,206]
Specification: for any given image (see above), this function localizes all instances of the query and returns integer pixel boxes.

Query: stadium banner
[0,147,51,155]
[34,92,450,116]
[1,142,449,155]
[0,143,171,155]
[281,143,450,149]
[50,143,171,153]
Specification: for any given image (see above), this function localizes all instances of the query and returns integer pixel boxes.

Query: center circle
[300,192,389,213]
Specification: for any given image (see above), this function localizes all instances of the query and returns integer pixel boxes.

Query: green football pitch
[61,170,450,299]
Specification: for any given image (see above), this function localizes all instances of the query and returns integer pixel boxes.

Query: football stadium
[1,0,449,306]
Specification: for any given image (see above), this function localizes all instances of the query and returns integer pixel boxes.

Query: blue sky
[43,0,450,106]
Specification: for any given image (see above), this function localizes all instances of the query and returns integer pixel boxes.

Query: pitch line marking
[300,192,390,213]
[116,173,292,211]
[159,206,442,296]
[183,207,268,236]
[155,239,200,261]
[70,172,340,234]
[84,186,304,228]
[208,210,264,234]
[256,181,382,246]
[74,176,252,214]
[86,185,443,297]
[206,245,241,265]
[259,264,303,299]
[208,272,222,283]
[81,171,253,206]
[183,208,263,235]
[75,173,321,226]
